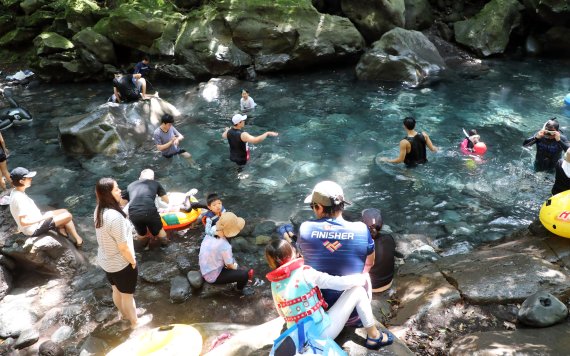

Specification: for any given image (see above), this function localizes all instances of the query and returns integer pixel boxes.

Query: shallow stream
[4,60,570,257]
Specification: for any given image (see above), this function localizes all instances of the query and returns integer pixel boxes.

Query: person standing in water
[379,116,438,167]
[240,89,256,113]
[153,114,199,169]
[523,118,569,172]
[222,114,278,166]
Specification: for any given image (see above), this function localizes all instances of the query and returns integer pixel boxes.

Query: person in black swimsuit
[221,114,278,166]
[523,118,570,172]
[378,116,438,167]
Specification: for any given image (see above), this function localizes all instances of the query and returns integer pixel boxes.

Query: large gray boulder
[517,291,568,327]
[34,32,75,56]
[1,233,83,276]
[356,27,445,87]
[93,3,173,53]
[58,98,180,156]
[454,0,523,57]
[174,0,364,77]
[341,0,405,43]
[72,27,116,64]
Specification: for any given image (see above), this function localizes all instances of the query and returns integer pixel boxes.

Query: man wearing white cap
[222,114,278,166]
[298,180,375,325]
[9,167,83,247]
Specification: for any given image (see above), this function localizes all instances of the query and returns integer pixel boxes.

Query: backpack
[270,316,347,356]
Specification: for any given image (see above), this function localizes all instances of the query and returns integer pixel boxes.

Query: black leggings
[213,268,248,290]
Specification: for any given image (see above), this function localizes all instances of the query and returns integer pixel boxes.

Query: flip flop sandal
[365,331,394,350]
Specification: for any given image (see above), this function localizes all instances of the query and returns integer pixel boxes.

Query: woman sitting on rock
[199,212,254,296]
[264,239,394,350]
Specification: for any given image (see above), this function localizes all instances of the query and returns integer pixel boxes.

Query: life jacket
[266,259,329,329]
[200,207,225,226]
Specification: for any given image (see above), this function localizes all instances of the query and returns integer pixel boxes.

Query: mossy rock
[0,0,21,11]
[455,0,523,57]
[0,15,13,37]
[20,0,50,15]
[94,3,173,51]
[0,28,40,48]
[341,0,405,43]
[34,32,75,55]
[72,27,116,64]
[21,10,56,28]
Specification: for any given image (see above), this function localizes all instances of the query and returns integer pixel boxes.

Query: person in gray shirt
[152,114,199,169]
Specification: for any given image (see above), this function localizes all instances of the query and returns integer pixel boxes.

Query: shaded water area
[2,59,570,350]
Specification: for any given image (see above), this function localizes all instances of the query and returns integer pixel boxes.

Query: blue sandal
[365,331,394,350]
[277,224,294,236]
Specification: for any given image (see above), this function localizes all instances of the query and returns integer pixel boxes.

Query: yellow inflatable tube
[107,324,202,356]
[159,193,201,231]
[539,190,570,238]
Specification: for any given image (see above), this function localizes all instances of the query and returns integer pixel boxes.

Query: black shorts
[163,149,186,159]
[0,152,6,163]
[31,217,56,236]
[129,212,164,237]
[106,264,138,294]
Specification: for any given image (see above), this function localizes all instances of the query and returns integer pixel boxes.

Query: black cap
[161,114,174,124]
[362,208,383,229]
[10,167,36,182]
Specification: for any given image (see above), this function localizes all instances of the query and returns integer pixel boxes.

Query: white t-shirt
[9,189,43,236]
[95,208,135,273]
[240,97,256,112]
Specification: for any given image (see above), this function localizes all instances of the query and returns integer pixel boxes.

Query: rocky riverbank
[2,193,570,355]
[1,0,569,86]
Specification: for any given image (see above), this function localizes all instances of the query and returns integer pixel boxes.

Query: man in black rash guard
[523,118,570,172]
[221,114,278,166]
[379,116,438,167]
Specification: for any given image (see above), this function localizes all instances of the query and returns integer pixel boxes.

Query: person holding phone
[523,118,570,172]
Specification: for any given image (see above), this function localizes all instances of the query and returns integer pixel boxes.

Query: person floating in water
[378,116,438,167]
[460,129,487,164]
[222,114,278,166]
[552,148,570,196]
[240,89,256,113]
[523,118,570,172]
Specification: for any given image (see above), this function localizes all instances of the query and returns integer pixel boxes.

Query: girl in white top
[95,177,138,328]
[240,89,257,112]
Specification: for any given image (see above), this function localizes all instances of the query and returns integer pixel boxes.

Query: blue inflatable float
[565,93,570,107]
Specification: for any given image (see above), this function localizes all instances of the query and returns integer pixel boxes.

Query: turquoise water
[3,59,570,255]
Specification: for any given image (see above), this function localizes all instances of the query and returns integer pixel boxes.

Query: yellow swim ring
[160,194,201,231]
[539,190,570,238]
[107,324,202,356]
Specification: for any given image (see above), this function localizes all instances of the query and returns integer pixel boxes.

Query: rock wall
[0,0,569,83]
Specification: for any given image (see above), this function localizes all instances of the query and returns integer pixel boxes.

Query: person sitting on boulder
[110,71,155,103]
[552,148,570,196]
[265,239,393,350]
[361,208,395,293]
[199,212,254,296]
[8,167,83,247]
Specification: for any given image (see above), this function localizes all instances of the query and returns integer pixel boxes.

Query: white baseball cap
[232,114,247,125]
[304,181,351,206]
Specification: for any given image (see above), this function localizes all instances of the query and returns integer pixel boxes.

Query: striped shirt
[95,208,135,273]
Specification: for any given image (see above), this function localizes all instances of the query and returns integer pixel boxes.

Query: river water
[3,59,570,258]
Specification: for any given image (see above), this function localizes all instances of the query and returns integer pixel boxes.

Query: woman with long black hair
[95,178,138,328]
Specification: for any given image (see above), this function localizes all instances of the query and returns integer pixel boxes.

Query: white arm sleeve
[303,267,367,291]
